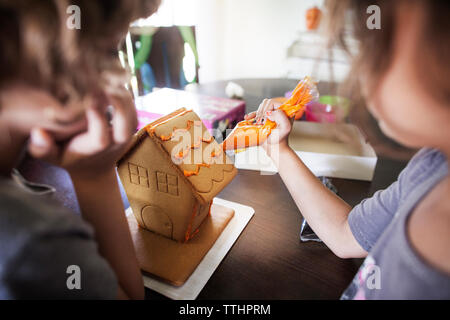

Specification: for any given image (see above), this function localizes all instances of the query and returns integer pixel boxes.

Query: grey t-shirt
[0,178,118,299]
[342,148,450,299]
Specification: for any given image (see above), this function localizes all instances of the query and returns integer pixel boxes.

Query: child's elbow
[334,250,354,259]
[331,245,368,259]
[330,222,368,259]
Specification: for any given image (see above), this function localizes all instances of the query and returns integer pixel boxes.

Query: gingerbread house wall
[118,137,207,241]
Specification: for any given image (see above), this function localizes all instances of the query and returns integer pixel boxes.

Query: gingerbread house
[117,108,237,243]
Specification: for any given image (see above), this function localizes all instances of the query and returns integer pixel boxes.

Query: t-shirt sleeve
[348,180,401,252]
[347,149,432,252]
[2,231,118,299]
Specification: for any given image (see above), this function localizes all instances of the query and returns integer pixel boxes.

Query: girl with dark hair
[249,0,450,299]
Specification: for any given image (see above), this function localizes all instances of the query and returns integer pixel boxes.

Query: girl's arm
[250,101,367,258]
[268,141,367,258]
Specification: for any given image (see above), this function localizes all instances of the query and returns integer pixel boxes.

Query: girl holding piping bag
[242,0,450,299]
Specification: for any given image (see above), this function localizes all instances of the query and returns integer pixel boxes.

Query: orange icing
[159,120,201,141]
[184,202,198,242]
[183,163,211,177]
[145,109,191,134]
[222,77,317,151]
[221,120,275,150]
[210,149,223,158]
[189,228,200,239]
[174,137,215,160]
[184,201,212,242]
[146,111,226,178]
[201,136,213,143]
[208,201,212,217]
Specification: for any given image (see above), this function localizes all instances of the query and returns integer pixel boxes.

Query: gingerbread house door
[141,204,173,239]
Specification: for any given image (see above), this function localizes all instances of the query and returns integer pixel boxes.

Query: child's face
[364,5,450,150]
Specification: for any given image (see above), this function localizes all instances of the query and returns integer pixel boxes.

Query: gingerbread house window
[128,163,149,188]
[156,171,179,196]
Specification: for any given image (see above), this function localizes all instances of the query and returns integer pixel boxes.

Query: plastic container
[305,95,350,123]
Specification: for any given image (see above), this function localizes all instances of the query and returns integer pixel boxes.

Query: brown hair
[0,0,160,104]
[324,0,450,158]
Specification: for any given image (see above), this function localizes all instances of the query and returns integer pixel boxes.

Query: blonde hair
[0,0,160,104]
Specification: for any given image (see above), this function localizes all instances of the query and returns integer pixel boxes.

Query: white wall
[195,0,324,83]
[141,0,328,82]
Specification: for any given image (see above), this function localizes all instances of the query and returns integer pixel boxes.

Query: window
[128,163,149,188]
[156,171,179,196]
[131,0,197,27]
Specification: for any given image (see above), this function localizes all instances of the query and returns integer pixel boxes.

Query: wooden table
[19,79,409,299]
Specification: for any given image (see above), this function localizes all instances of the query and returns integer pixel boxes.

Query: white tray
[126,198,254,300]
[234,121,378,181]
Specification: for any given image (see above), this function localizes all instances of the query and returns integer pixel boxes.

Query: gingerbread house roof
[118,108,237,204]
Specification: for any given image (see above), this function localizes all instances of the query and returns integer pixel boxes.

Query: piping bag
[221,77,319,151]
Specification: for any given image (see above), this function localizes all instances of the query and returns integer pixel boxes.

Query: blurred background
[122,0,355,95]
[120,0,414,161]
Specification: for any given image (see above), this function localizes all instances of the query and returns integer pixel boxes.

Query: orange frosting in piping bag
[221,77,318,151]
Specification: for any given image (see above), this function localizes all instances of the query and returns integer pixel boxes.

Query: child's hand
[264,109,293,150]
[28,92,137,180]
[0,85,88,142]
[248,98,283,124]
[244,98,293,152]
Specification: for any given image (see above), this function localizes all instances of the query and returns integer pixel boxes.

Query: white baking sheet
[125,198,254,300]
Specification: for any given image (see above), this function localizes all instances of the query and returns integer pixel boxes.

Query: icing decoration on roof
[210,149,223,158]
[183,163,211,177]
[144,109,235,197]
[194,164,234,194]
[174,136,215,160]
[159,120,202,141]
